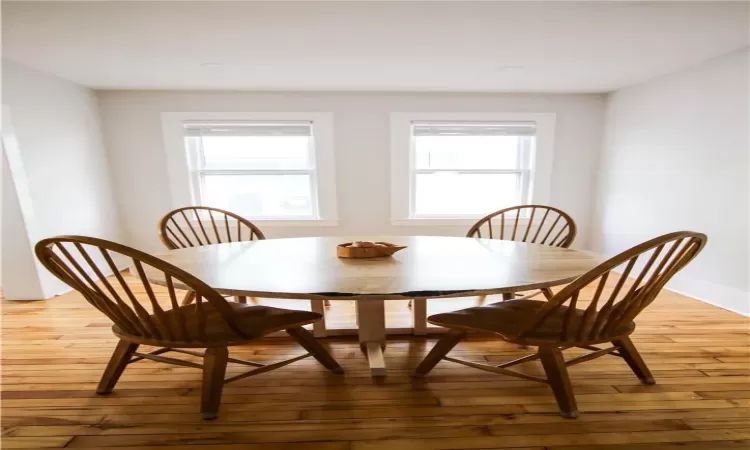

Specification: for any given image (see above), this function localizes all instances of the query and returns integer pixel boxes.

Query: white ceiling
[3,1,748,93]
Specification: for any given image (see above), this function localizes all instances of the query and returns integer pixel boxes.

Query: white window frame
[162,112,338,226]
[390,112,556,226]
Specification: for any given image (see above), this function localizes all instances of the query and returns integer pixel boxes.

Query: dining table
[148,235,600,376]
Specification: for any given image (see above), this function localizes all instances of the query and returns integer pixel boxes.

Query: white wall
[593,49,749,315]
[97,91,605,252]
[2,59,123,299]
[2,136,44,300]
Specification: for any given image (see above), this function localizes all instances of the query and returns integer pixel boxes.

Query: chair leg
[477,295,487,305]
[201,347,228,420]
[97,340,138,394]
[614,336,655,385]
[236,296,247,304]
[286,327,344,374]
[414,330,465,377]
[181,291,196,306]
[542,288,554,300]
[539,346,578,418]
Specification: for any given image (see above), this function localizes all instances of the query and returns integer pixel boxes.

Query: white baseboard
[664,276,749,317]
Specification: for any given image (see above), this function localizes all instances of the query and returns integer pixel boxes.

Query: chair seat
[428,299,634,343]
[114,302,322,345]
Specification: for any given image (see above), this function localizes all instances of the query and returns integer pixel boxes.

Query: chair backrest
[35,235,249,343]
[466,205,577,248]
[159,206,265,250]
[518,231,707,343]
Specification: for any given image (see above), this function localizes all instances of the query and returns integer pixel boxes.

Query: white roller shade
[412,121,536,137]
[183,121,313,137]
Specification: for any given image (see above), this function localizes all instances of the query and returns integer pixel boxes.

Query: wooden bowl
[337,242,407,258]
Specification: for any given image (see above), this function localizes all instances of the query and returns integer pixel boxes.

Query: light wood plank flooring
[1,275,749,449]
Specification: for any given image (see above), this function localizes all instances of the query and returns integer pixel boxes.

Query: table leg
[412,298,427,336]
[310,299,327,338]
[356,300,386,377]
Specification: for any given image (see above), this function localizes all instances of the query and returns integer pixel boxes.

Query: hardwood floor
[1,274,749,449]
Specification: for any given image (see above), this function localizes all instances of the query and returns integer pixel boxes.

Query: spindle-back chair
[468,204,577,302]
[35,235,343,420]
[159,206,266,249]
[159,206,332,320]
[415,231,707,418]
[467,204,577,246]
[159,206,264,305]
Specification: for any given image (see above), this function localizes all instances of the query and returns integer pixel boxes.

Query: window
[185,121,318,218]
[412,122,534,217]
[391,113,555,225]
[162,113,337,225]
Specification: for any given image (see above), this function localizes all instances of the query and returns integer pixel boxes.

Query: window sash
[408,132,533,218]
[409,171,529,219]
[186,128,320,219]
[188,134,316,172]
[195,171,320,220]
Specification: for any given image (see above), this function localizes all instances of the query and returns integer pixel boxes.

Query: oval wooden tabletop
[148,236,600,301]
